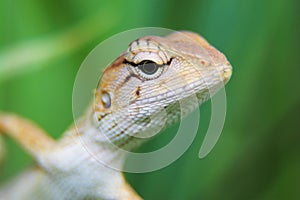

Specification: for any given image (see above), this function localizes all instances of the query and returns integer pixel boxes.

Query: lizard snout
[221,62,232,83]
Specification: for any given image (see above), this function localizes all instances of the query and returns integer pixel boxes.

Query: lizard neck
[38,108,143,199]
[92,106,164,152]
[61,107,128,167]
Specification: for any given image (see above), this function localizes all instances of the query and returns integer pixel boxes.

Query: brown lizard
[0,31,232,200]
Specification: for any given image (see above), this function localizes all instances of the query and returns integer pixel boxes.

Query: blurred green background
[0,0,299,199]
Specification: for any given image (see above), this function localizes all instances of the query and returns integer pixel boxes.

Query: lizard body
[0,31,232,200]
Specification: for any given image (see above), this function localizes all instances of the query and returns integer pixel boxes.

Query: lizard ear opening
[101,91,111,108]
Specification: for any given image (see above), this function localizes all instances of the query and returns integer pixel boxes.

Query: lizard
[0,31,232,200]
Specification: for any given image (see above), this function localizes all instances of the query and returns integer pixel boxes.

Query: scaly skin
[0,31,232,200]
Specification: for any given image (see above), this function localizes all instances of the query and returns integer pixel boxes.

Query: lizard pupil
[138,61,158,75]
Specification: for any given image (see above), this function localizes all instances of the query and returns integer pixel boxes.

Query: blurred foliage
[0,0,299,199]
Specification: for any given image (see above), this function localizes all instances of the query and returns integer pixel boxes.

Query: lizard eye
[135,60,164,80]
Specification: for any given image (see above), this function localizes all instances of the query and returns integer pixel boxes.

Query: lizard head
[94,31,232,145]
